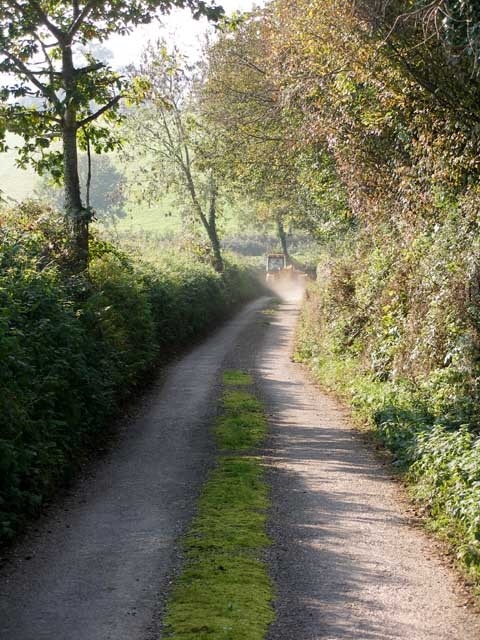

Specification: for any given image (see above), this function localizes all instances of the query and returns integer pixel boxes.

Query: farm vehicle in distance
[265,253,308,291]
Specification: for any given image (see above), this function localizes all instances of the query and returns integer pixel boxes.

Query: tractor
[265,253,288,283]
[265,253,309,295]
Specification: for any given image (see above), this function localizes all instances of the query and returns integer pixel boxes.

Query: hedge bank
[0,203,258,543]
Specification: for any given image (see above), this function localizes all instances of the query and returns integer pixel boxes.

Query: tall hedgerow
[0,202,258,542]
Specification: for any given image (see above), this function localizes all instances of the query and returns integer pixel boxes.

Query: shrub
[0,204,258,542]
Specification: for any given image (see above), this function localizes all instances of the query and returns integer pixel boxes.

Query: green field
[0,137,238,239]
[0,134,39,201]
[113,195,184,235]
[0,136,269,248]
[113,194,259,238]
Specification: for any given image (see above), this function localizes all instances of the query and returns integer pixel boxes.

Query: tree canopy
[123,42,225,270]
[0,0,223,269]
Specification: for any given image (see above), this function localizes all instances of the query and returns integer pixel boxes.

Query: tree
[245,0,480,235]
[365,0,480,78]
[202,8,350,246]
[124,42,224,271]
[203,10,291,197]
[0,0,223,270]
[203,10,296,253]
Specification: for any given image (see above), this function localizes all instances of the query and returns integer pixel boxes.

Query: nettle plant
[0,0,223,271]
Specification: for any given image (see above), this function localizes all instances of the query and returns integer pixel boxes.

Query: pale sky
[108,1,264,68]
[0,0,266,200]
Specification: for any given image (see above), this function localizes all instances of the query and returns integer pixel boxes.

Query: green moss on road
[215,389,267,452]
[222,370,253,386]
[163,371,274,640]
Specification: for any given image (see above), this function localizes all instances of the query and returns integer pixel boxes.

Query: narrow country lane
[260,299,480,640]
[0,298,270,640]
[1,295,480,640]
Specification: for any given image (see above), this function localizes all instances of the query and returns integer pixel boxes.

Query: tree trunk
[86,131,92,209]
[184,168,224,273]
[277,216,289,260]
[207,175,224,273]
[62,46,88,272]
[206,222,223,273]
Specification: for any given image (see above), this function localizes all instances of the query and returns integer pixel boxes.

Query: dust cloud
[263,276,309,303]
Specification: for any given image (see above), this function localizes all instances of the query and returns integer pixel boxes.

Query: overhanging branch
[1,49,62,109]
[69,0,101,38]
[27,0,65,41]
[76,94,121,127]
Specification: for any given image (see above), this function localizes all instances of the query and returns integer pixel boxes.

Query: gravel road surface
[0,298,269,640]
[260,298,480,640]
[1,294,480,640]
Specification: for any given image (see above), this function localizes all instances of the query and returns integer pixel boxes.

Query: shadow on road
[259,302,479,640]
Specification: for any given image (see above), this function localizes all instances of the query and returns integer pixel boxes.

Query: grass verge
[163,370,274,639]
[222,370,253,386]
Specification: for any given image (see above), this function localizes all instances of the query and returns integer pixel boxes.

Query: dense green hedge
[296,225,480,581]
[0,203,258,543]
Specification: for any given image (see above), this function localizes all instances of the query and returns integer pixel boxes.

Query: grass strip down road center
[163,370,274,639]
